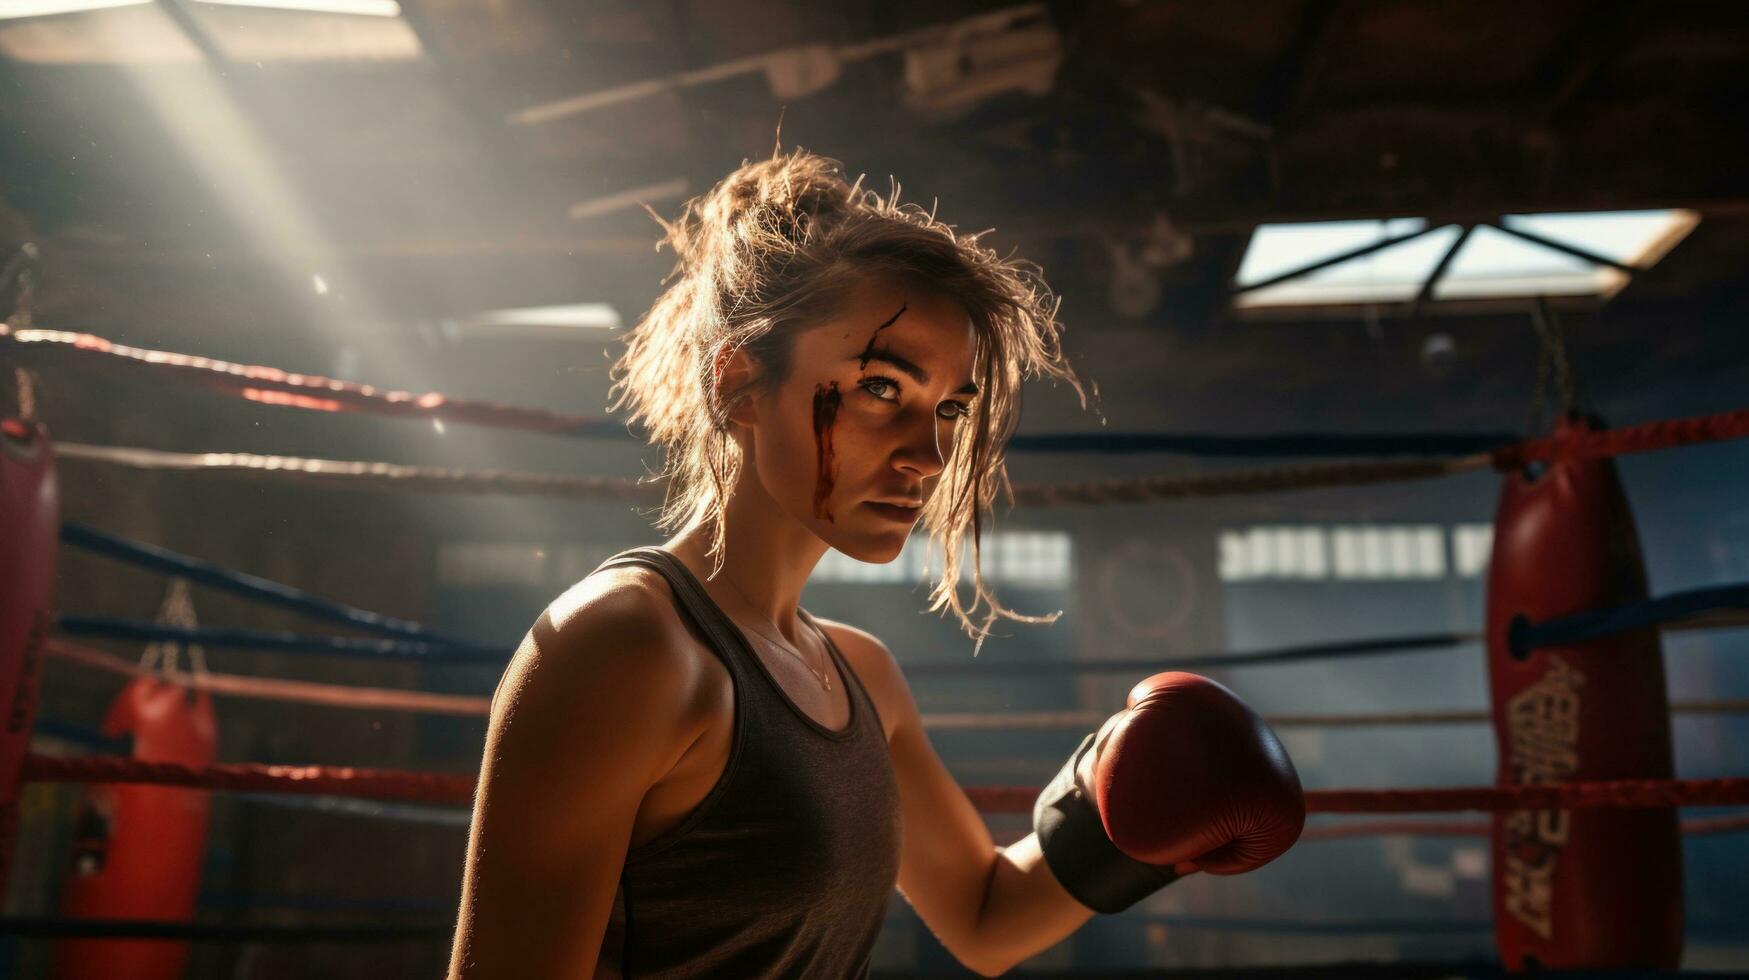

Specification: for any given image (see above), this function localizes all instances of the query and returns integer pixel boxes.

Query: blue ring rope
[901,633,1474,676]
[1006,431,1515,457]
[55,617,503,664]
[1512,583,1749,658]
[60,523,491,650]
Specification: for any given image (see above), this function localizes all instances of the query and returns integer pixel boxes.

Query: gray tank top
[592,547,902,979]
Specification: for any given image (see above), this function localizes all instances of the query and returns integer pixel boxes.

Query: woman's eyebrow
[851,344,979,395]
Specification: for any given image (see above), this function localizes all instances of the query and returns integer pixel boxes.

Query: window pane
[1236,224,1460,308]
[1233,209,1697,309]
[1500,209,1699,265]
[1434,223,1619,300]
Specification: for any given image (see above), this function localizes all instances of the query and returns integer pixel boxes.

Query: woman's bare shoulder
[492,564,719,735]
[547,562,677,635]
[462,564,718,971]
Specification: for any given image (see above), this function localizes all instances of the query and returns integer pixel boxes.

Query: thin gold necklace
[719,572,832,692]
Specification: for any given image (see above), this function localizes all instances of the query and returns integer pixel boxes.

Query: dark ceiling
[1,0,1746,333]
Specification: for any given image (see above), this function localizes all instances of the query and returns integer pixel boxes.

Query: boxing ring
[5,321,1749,976]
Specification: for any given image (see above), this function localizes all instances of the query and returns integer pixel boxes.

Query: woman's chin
[822,528,910,565]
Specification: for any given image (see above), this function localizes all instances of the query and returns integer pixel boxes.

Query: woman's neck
[665,476,827,645]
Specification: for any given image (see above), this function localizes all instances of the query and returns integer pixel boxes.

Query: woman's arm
[449,587,709,979]
[834,626,1304,976]
[824,624,1092,977]
[888,700,1095,976]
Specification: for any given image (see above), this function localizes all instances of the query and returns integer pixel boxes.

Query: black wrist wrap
[1032,732,1181,914]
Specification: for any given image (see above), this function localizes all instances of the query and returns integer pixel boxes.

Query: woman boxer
[448,149,1302,978]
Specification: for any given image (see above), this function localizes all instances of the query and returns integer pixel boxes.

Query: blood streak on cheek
[811,381,841,522]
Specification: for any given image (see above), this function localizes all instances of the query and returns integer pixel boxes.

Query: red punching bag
[54,678,216,980]
[0,417,58,894]
[1485,415,1681,970]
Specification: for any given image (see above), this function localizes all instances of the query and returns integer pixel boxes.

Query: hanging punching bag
[0,417,58,895]
[1486,415,1682,970]
[53,678,216,980]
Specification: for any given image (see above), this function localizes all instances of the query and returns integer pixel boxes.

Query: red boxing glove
[1090,672,1304,874]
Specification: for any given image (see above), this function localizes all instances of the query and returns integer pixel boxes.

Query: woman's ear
[714,346,762,429]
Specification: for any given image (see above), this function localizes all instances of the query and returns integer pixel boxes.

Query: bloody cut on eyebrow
[852,344,980,396]
[856,304,907,370]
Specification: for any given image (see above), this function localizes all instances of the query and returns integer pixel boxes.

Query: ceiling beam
[1261,0,1343,128]
[1531,0,1649,124]
[153,0,230,67]
[43,195,1749,266]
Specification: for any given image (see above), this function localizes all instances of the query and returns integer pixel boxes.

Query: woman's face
[735,279,978,563]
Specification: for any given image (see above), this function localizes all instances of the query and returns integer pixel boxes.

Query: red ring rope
[963,778,1749,815]
[1497,407,1749,468]
[21,754,475,804]
[1,326,611,436]
[12,325,1749,473]
[1296,813,1749,841]
[20,754,1747,815]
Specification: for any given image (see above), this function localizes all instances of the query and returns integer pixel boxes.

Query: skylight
[0,0,148,19]
[1233,209,1698,310]
[445,303,623,340]
[0,0,417,62]
[195,0,401,16]
[0,0,398,20]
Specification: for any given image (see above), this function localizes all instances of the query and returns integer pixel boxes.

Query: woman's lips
[863,501,921,523]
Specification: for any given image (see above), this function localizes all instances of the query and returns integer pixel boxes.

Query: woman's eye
[860,378,899,401]
[860,377,968,421]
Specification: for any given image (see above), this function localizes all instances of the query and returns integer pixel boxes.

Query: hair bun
[680,151,856,258]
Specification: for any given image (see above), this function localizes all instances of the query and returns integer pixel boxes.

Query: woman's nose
[893,415,947,480]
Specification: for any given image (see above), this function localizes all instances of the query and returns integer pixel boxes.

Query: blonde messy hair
[609,147,1094,650]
